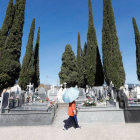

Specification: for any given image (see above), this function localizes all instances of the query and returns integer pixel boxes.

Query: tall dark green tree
[86,0,104,87]
[132,17,140,81]
[59,44,78,87]
[102,0,125,88]
[19,18,35,89]
[83,42,88,88]
[95,46,104,86]
[76,32,84,87]
[0,0,14,49]
[33,27,40,88]
[86,0,97,87]
[0,0,25,91]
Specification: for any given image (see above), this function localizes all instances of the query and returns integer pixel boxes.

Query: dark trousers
[64,116,79,128]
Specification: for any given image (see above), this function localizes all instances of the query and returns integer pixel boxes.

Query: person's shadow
[63,119,76,129]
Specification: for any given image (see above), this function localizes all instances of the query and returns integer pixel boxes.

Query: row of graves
[43,81,140,123]
[75,82,140,123]
[74,82,124,124]
[1,80,140,125]
[0,83,58,126]
[118,84,140,122]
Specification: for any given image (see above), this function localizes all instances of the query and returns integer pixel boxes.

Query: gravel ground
[0,124,140,140]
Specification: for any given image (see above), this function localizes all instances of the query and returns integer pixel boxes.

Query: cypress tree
[86,0,97,87]
[76,32,84,87]
[0,0,25,90]
[0,0,14,49]
[86,0,104,87]
[34,27,40,88]
[95,46,104,86]
[83,42,88,88]
[108,0,125,88]
[19,18,35,89]
[59,44,78,87]
[102,0,125,88]
[132,18,140,80]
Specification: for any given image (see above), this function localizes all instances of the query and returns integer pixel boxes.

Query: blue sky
[0,0,140,86]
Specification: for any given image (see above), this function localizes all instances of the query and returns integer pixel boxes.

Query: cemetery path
[1,104,140,140]
[52,105,70,127]
[1,123,140,140]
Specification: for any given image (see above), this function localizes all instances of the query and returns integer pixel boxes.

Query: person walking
[63,100,81,130]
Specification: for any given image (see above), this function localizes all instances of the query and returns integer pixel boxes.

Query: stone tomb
[75,88,86,104]
[1,91,10,113]
[38,87,46,101]
[48,84,58,101]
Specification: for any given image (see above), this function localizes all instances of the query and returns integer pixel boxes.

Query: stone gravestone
[9,92,16,108]
[48,84,58,101]
[1,91,10,113]
[63,82,67,89]
[11,84,22,107]
[38,87,46,101]
[75,88,85,104]
[124,84,129,99]
[86,85,89,94]
[109,81,114,100]
[27,83,34,102]
[21,92,25,104]
[92,86,104,99]
[136,85,140,99]
[57,84,64,103]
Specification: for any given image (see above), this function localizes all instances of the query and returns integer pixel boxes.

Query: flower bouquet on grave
[48,104,52,111]
[33,95,37,99]
[36,96,40,100]
[99,99,103,102]
[9,96,14,103]
[39,100,42,103]
[27,96,30,103]
[16,96,19,101]
[106,95,112,101]
[9,97,14,108]
[82,97,96,107]
[128,98,133,101]
[46,97,49,101]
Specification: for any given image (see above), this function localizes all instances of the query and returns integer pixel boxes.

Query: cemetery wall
[124,109,140,123]
[77,110,125,123]
[0,104,58,126]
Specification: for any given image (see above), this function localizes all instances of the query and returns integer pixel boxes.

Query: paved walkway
[0,106,140,140]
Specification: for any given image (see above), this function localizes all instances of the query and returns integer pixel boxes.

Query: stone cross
[27,83,33,93]
[63,82,67,89]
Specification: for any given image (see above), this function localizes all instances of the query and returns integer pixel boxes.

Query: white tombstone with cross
[63,82,67,89]
[27,83,34,102]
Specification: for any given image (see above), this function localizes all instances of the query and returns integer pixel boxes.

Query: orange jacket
[68,101,76,116]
